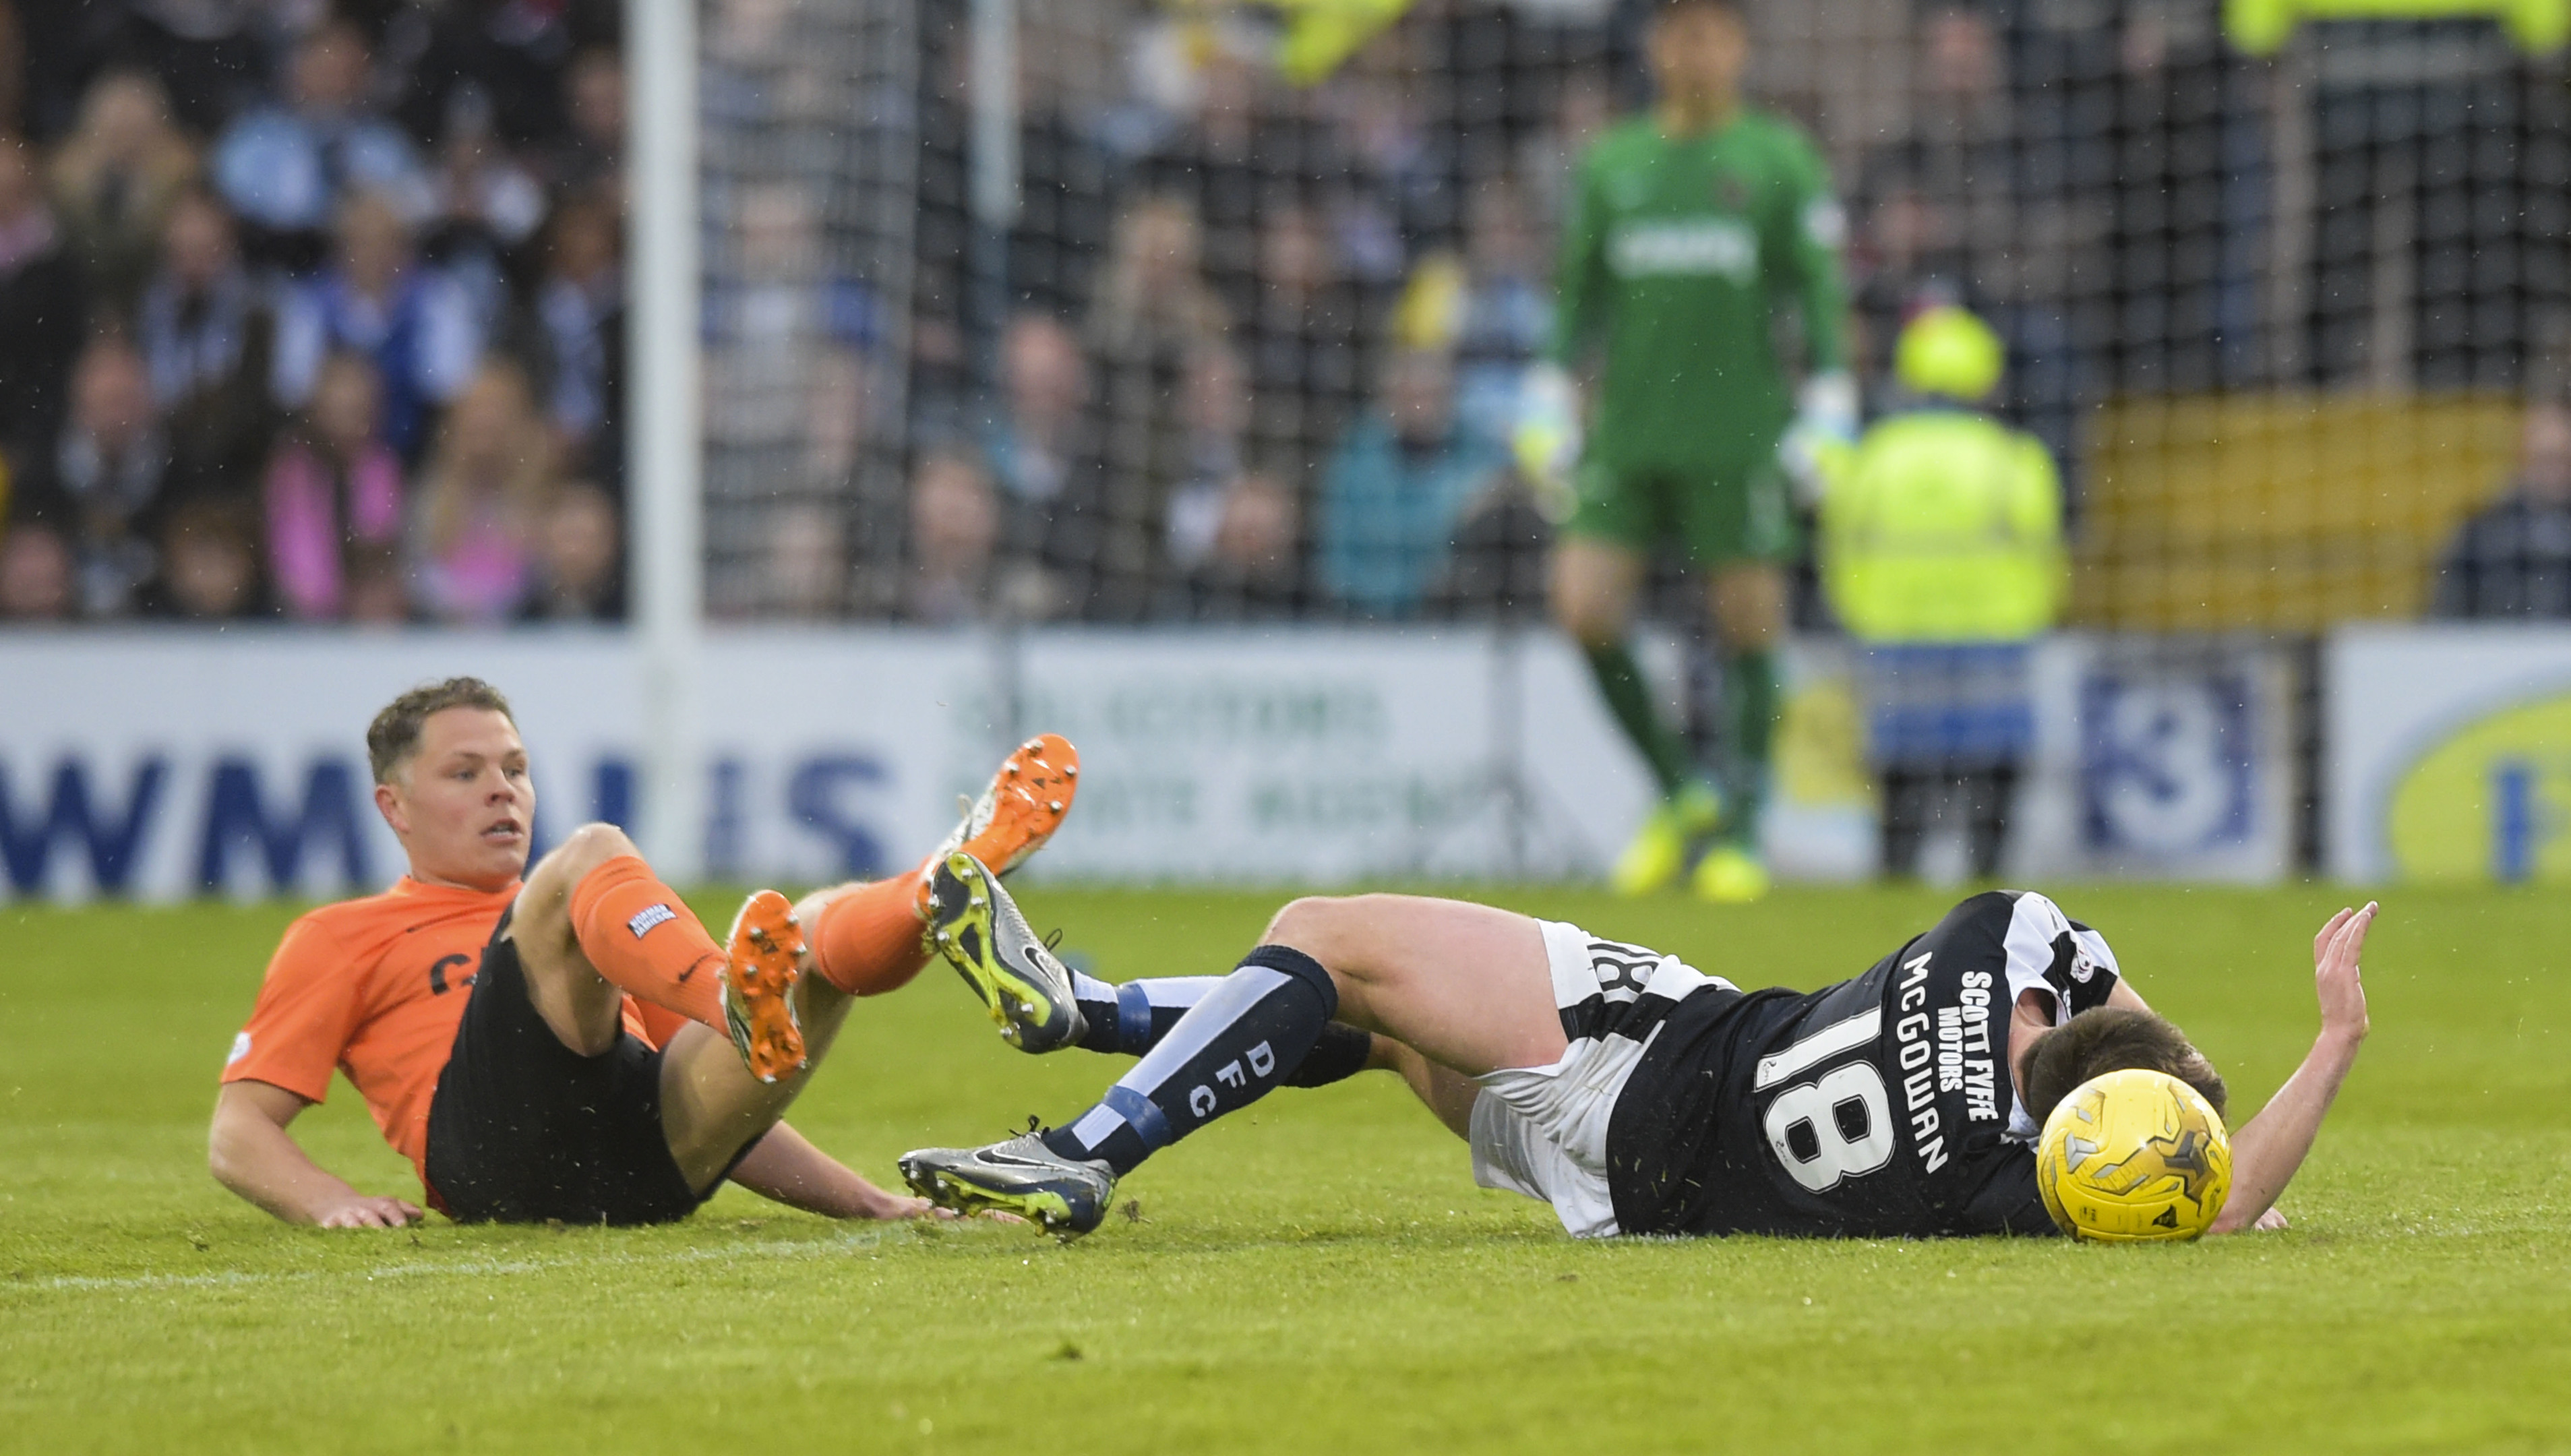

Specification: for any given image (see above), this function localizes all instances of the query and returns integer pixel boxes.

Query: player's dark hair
[2020,1007,2228,1127]
[367,677,516,784]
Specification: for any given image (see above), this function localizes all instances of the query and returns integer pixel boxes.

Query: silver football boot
[924,850,1088,1054]
[899,1132,1116,1240]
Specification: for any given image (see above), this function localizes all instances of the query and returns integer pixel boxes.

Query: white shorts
[1468,919,1728,1238]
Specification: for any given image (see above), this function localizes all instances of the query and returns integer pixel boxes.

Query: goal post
[628,0,706,884]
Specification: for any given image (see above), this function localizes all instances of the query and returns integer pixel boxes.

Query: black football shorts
[423,907,715,1225]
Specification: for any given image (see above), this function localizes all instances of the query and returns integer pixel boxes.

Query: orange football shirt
[222,876,660,1183]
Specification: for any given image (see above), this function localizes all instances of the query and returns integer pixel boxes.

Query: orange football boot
[912,733,1080,917]
[721,888,810,1083]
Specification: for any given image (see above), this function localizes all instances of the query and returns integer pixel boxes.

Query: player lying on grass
[901,857,2371,1239]
[210,675,1079,1227]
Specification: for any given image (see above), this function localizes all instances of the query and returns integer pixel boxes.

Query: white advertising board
[0,626,2297,902]
[1010,627,1652,882]
[0,626,1664,902]
[2326,624,2571,883]
[0,628,977,902]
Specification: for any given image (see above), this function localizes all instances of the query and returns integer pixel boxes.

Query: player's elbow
[205,1108,253,1195]
[205,1093,284,1203]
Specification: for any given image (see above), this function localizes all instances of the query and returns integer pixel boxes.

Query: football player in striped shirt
[901,856,2368,1241]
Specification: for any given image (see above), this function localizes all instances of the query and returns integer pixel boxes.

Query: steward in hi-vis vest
[1819,306,2061,880]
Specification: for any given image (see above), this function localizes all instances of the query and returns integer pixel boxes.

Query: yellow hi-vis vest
[1819,408,2064,644]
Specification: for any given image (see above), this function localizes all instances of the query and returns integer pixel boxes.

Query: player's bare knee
[1549,578,1623,648]
[1559,605,1623,650]
[1718,611,1780,650]
[1260,894,1345,953]
[517,823,637,947]
[1716,586,1784,647]
[1260,895,1374,993]
[1711,568,1786,648]
[525,824,636,906]
[553,822,637,878]
[1550,543,1640,647]
[1264,894,1418,1007]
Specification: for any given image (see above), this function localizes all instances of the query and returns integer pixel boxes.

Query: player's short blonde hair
[366,677,516,784]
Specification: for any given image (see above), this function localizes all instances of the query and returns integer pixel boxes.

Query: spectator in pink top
[411,361,556,624]
[264,351,404,621]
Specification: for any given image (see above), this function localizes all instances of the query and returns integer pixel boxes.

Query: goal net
[692,1,2567,634]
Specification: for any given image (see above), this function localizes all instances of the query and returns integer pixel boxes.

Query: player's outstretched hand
[2311,902,2375,1043]
[2208,908,2376,1234]
[847,1186,934,1221]
[851,1186,1024,1223]
[898,1202,1027,1226]
[313,1193,424,1228]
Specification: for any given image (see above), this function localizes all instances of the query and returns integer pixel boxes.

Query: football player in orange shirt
[210,676,1079,1227]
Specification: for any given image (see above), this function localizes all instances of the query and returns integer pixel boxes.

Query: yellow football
[2036,1068,2232,1242]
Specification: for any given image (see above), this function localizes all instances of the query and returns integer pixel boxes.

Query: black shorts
[423,909,713,1225]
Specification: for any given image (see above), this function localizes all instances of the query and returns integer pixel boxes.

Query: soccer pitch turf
[2,883,2566,1455]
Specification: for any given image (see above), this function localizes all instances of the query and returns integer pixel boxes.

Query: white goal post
[627,0,706,882]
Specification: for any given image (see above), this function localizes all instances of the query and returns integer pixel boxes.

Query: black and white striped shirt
[1605,890,2122,1239]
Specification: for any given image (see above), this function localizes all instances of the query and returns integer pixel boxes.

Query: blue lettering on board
[0,756,169,894]
[788,755,888,880]
[195,757,374,893]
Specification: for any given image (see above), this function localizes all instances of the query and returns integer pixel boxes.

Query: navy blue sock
[1069,969,1371,1084]
[1288,1021,1374,1087]
[1041,946,1337,1178]
[1070,971,1222,1056]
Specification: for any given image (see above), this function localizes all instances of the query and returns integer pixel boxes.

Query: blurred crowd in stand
[3,1,2564,628]
[0,0,628,624]
[878,0,2571,629]
[879,5,1615,625]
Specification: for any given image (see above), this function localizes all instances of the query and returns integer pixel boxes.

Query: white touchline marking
[23,1227,920,1294]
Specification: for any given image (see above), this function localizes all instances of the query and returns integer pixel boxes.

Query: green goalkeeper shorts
[1563,455,1798,565]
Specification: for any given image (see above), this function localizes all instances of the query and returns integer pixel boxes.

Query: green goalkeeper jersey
[1548,109,1848,471]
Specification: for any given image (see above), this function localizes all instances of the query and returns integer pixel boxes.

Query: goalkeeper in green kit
[1522,0,1852,903]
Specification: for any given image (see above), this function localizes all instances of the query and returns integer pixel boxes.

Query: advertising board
[2326,625,2571,883]
[0,626,2300,902]
[0,626,1661,901]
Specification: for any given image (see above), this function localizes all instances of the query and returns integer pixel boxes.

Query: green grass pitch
[3,882,2568,1454]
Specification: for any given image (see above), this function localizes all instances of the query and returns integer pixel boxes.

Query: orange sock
[810,866,934,996]
[567,855,726,1029]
